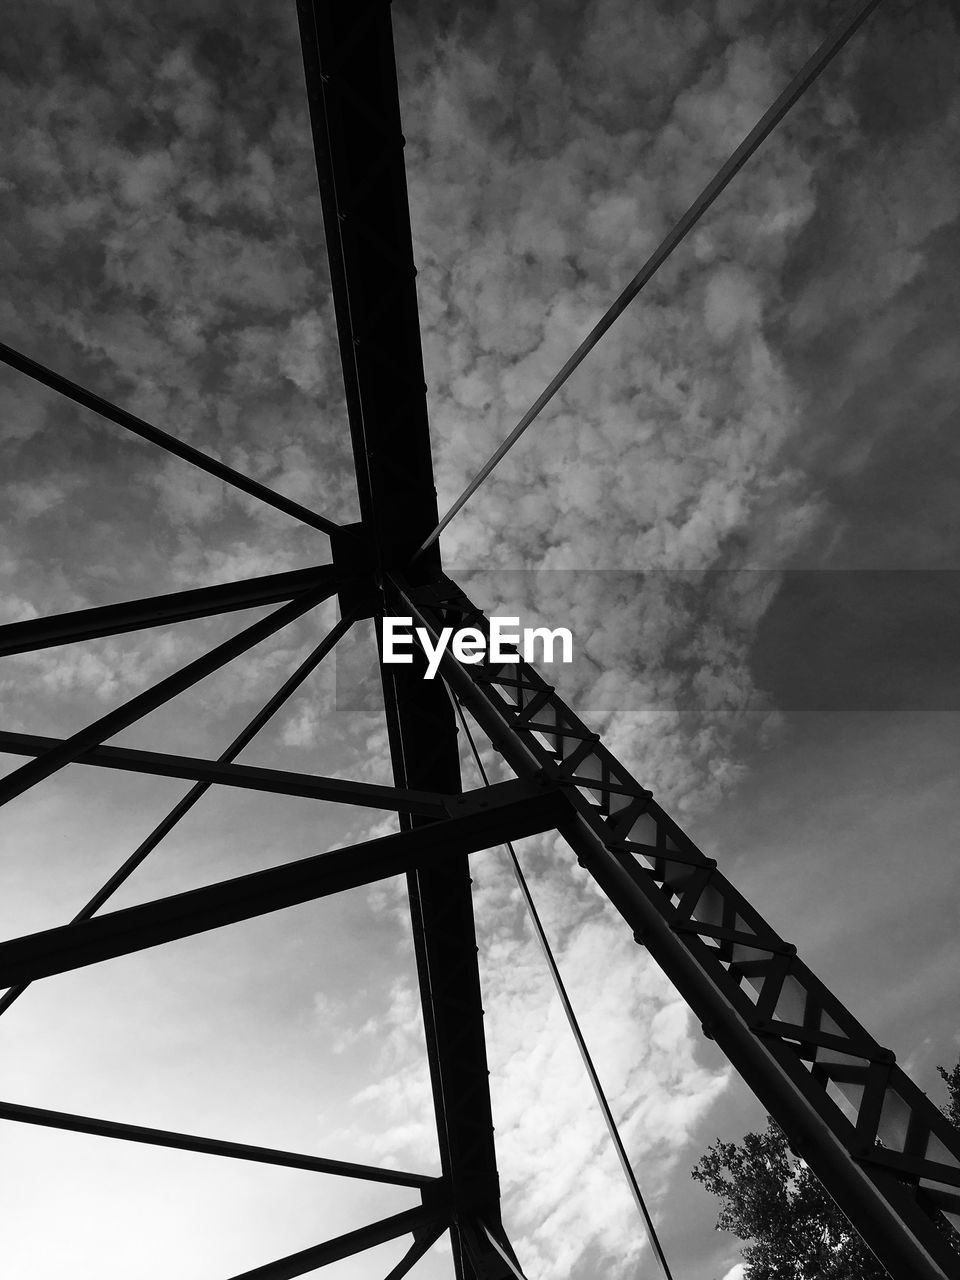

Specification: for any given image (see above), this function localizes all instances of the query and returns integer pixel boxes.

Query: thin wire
[413,0,883,560]
[450,692,675,1280]
[0,609,358,1018]
[0,340,344,537]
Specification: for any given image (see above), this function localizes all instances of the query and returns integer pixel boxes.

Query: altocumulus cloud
[3,0,960,1277]
[323,2,960,1275]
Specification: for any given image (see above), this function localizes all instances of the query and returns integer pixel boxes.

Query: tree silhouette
[937,1060,960,1130]
[692,1055,960,1279]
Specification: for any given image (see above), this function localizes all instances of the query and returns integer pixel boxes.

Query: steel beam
[0,340,342,537]
[0,584,334,810]
[296,3,510,1273]
[382,1223,449,1280]
[396,572,960,1280]
[227,1206,445,1280]
[0,611,358,1019]
[0,781,566,987]
[3,3,928,1279]
[0,565,338,657]
[296,1,440,571]
[462,1221,530,1280]
[0,1099,435,1188]
[0,731,451,816]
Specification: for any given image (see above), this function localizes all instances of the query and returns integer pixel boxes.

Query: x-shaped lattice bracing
[394,571,960,1279]
[3,0,959,1275]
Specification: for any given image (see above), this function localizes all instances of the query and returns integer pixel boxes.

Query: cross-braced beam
[5,0,952,1276]
[393,571,960,1280]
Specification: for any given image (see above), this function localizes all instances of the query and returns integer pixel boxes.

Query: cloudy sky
[1,0,959,1277]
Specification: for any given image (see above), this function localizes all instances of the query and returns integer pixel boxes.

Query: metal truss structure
[2,1,960,1277]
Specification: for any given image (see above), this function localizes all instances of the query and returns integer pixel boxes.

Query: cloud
[0,374,50,441]
[0,0,356,597]
[318,5,960,1273]
[703,265,763,343]
[469,841,730,1275]
[323,828,730,1276]
[391,0,869,815]
[5,1,960,1277]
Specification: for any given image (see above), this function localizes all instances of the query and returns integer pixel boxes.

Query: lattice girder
[394,571,960,1280]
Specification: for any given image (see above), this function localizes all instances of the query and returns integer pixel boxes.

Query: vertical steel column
[296,4,516,1274]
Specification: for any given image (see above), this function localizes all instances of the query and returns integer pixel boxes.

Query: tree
[692,1056,960,1279]
[937,1060,960,1130]
[692,1120,888,1279]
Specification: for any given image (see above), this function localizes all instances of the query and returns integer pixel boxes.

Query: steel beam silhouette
[395,572,960,1280]
[3,0,959,1277]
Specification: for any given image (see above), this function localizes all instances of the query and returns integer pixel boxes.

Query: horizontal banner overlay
[336,570,960,713]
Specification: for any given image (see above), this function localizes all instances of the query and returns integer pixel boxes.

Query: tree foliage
[937,1060,960,1131]
[692,1120,888,1279]
[692,1055,960,1279]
